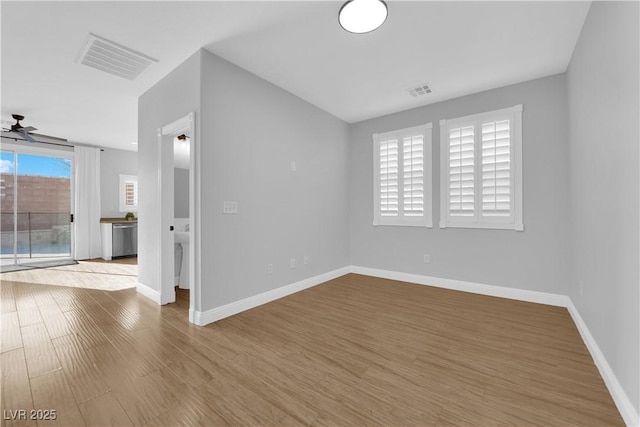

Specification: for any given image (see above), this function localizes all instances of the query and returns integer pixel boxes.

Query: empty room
[1,1,638,426]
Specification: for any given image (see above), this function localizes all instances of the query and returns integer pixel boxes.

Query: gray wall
[349,74,570,295]
[567,1,639,415]
[100,148,137,217]
[174,168,189,218]
[199,50,350,310]
[137,51,201,292]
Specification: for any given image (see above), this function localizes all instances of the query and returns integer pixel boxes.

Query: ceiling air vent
[75,33,158,80]
[408,84,432,97]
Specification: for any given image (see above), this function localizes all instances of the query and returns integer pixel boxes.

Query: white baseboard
[566,301,639,427]
[349,265,638,427]
[349,265,570,307]
[136,281,161,304]
[193,266,350,326]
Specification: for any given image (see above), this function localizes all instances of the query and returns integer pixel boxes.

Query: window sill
[374,220,433,228]
[439,221,524,231]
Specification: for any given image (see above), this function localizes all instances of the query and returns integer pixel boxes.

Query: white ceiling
[1,1,590,152]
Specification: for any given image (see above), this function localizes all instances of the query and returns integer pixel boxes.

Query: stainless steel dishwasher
[112,222,138,257]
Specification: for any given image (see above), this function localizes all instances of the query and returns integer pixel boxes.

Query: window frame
[373,123,433,228]
[119,174,138,213]
[439,105,523,231]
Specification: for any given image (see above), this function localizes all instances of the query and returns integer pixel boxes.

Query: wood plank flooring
[1,273,624,426]
[1,258,137,292]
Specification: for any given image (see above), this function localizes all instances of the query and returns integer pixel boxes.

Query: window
[439,105,523,230]
[373,123,433,227]
[119,174,138,212]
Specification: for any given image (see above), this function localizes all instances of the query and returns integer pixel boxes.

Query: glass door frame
[1,140,75,266]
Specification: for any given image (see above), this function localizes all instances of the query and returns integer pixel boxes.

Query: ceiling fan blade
[14,129,37,143]
[22,132,37,143]
[2,130,29,141]
[21,126,37,132]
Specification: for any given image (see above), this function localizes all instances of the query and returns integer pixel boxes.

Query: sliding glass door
[1,145,73,267]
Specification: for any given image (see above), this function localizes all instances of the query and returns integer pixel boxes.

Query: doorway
[157,113,200,323]
[1,143,74,270]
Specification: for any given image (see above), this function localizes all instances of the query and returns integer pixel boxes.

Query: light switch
[290,161,296,172]
[223,201,238,214]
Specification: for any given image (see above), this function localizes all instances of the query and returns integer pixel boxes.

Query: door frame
[156,112,200,323]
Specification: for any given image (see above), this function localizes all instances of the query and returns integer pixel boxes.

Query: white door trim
[156,112,200,322]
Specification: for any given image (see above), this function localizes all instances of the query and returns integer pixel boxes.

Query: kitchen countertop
[100,217,138,223]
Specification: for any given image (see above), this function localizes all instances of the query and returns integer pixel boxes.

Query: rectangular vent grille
[408,84,432,97]
[76,33,158,80]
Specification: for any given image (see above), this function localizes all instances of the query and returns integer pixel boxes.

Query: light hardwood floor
[0,258,137,292]
[1,273,623,426]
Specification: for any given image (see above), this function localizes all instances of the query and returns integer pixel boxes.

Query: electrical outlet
[268,264,274,274]
[290,258,296,269]
[303,255,309,265]
[423,254,430,263]
[222,201,238,214]
[579,280,584,296]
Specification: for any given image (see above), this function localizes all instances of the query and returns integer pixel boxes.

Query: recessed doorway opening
[156,112,200,324]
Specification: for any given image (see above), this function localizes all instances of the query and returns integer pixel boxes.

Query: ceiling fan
[3,114,38,142]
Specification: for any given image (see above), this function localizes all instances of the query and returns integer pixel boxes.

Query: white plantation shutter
[440,105,523,230]
[449,126,475,217]
[124,181,138,208]
[119,174,138,212]
[403,135,424,216]
[374,123,432,227]
[379,139,399,216]
[481,120,511,217]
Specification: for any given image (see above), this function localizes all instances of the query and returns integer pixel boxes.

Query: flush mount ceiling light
[339,0,388,34]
